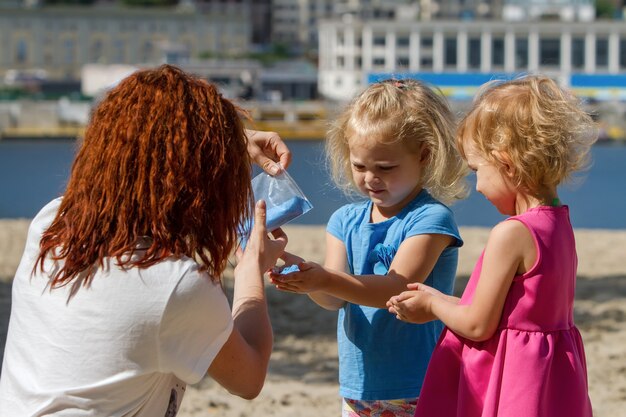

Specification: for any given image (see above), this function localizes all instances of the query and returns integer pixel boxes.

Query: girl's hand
[387,289,435,324]
[237,200,288,273]
[269,261,328,293]
[405,282,444,298]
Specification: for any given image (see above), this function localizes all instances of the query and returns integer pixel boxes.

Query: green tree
[42,0,97,5]
[596,0,616,19]
[120,0,178,6]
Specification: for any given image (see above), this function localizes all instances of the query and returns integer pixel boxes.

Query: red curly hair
[36,64,252,288]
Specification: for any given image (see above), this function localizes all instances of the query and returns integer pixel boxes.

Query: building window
[420,57,433,68]
[492,37,504,67]
[373,36,385,46]
[356,56,362,68]
[515,38,528,69]
[596,38,609,68]
[113,39,126,63]
[42,35,54,65]
[397,36,410,47]
[540,38,560,66]
[445,37,457,67]
[373,57,385,66]
[141,40,153,63]
[337,56,344,68]
[572,38,585,69]
[421,37,433,48]
[620,39,626,68]
[64,39,76,64]
[90,39,104,63]
[468,37,481,69]
[16,39,28,64]
[397,56,409,68]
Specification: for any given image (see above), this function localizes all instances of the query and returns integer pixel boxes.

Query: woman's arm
[207,201,286,399]
[273,233,454,309]
[392,220,534,341]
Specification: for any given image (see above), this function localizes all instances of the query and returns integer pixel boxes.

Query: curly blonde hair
[326,79,468,205]
[457,75,598,196]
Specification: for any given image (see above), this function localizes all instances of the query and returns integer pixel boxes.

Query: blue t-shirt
[327,190,462,401]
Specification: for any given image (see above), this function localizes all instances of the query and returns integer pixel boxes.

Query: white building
[318,18,626,101]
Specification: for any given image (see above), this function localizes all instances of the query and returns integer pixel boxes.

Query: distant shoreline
[1,135,625,144]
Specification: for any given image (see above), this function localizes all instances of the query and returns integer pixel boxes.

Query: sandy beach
[1,221,625,416]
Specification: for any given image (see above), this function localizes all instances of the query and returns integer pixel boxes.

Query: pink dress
[415,206,592,417]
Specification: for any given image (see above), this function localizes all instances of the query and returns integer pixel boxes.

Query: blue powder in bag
[239,195,312,249]
[265,195,313,232]
[280,264,300,274]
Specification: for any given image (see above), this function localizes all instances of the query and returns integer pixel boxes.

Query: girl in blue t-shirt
[270,79,468,417]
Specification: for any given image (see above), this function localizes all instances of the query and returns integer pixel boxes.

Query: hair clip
[382,78,410,90]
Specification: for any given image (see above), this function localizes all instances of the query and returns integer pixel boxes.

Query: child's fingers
[273,282,299,293]
[280,251,305,265]
[271,272,302,285]
[406,282,421,290]
[297,261,314,271]
[394,291,416,302]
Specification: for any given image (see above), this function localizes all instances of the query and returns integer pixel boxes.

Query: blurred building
[194,0,272,46]
[271,0,334,52]
[0,4,250,80]
[259,60,318,101]
[270,0,432,52]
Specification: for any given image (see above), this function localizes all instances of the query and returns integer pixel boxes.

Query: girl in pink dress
[386,75,597,417]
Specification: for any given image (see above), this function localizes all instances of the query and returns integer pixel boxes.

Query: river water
[1,139,624,229]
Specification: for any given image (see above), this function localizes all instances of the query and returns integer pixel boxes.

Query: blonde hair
[326,79,468,205]
[457,75,598,196]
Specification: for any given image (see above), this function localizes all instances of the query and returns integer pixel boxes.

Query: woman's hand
[211,200,287,399]
[237,200,288,274]
[245,129,292,175]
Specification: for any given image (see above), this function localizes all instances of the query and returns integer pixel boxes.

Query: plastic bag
[239,168,313,247]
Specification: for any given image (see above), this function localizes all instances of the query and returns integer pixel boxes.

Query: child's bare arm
[307,233,347,310]
[425,221,534,341]
[273,233,454,309]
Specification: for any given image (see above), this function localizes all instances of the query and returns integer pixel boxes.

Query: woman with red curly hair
[0,64,289,416]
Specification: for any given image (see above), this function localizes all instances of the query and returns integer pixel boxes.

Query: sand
[1,221,625,416]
